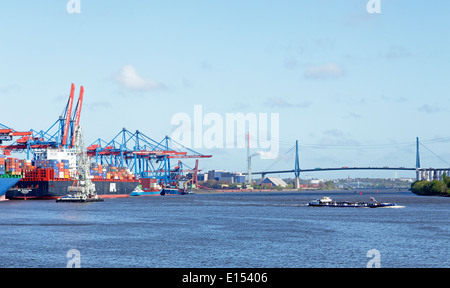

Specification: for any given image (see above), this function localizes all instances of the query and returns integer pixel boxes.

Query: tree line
[411,174,450,196]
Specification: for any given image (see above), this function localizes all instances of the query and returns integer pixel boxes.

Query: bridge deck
[245,167,417,176]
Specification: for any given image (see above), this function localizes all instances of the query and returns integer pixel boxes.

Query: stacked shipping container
[35,159,70,179]
[1,157,27,176]
[0,157,135,181]
[0,156,5,176]
[140,177,160,191]
[1,157,35,176]
[90,163,134,181]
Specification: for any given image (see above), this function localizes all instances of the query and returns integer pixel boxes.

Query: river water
[0,189,448,268]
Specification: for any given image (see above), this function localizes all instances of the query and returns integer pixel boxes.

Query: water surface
[0,189,448,268]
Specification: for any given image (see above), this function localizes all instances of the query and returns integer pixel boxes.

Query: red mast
[193,159,199,187]
[62,83,75,147]
[70,85,84,148]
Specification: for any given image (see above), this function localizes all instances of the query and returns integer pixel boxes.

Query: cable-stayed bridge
[244,137,450,186]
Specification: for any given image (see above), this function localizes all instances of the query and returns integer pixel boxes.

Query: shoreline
[193,187,411,195]
[411,191,450,197]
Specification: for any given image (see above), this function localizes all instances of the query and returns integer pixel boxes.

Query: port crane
[0,83,85,158]
[171,159,200,187]
[86,130,211,187]
[0,124,33,155]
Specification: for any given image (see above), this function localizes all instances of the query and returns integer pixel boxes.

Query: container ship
[130,177,163,196]
[1,84,207,200]
[5,149,139,200]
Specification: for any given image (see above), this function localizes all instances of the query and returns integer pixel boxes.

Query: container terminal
[0,84,211,200]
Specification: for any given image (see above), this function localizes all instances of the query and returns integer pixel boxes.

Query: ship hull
[161,188,192,195]
[308,202,397,208]
[6,179,139,200]
[130,189,162,197]
[161,188,182,195]
[0,177,21,201]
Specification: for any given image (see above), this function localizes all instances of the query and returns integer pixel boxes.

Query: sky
[1,1,450,179]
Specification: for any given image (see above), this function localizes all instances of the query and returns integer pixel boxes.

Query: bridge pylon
[416,137,421,181]
[416,137,420,169]
[294,140,300,189]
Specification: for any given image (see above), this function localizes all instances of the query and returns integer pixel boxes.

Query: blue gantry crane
[86,129,211,187]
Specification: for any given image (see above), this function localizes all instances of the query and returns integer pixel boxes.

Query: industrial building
[260,177,288,188]
[201,170,246,184]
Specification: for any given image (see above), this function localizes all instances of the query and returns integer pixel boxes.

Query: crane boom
[167,155,212,158]
[70,85,84,148]
[62,83,75,147]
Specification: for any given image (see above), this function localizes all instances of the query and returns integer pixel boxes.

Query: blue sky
[1,1,449,179]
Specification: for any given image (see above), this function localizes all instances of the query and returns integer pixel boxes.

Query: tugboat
[308,197,397,208]
[56,189,104,203]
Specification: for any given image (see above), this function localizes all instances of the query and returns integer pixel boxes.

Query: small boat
[161,186,194,195]
[308,197,396,208]
[56,192,104,203]
[129,186,162,197]
[177,187,194,195]
[161,187,180,195]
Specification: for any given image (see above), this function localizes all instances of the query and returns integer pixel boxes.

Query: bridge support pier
[294,177,300,189]
[416,169,450,181]
[416,169,421,181]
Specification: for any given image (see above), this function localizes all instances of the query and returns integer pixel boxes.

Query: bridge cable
[419,143,450,167]
[261,145,295,173]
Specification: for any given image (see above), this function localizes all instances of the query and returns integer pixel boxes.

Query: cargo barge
[307,196,397,208]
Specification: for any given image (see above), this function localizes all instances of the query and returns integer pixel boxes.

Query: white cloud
[304,63,344,80]
[383,46,411,60]
[0,84,20,94]
[283,57,298,69]
[87,101,112,111]
[418,104,440,114]
[265,97,311,108]
[115,65,163,92]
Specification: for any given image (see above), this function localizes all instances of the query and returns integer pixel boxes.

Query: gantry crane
[86,130,211,187]
[0,83,85,158]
